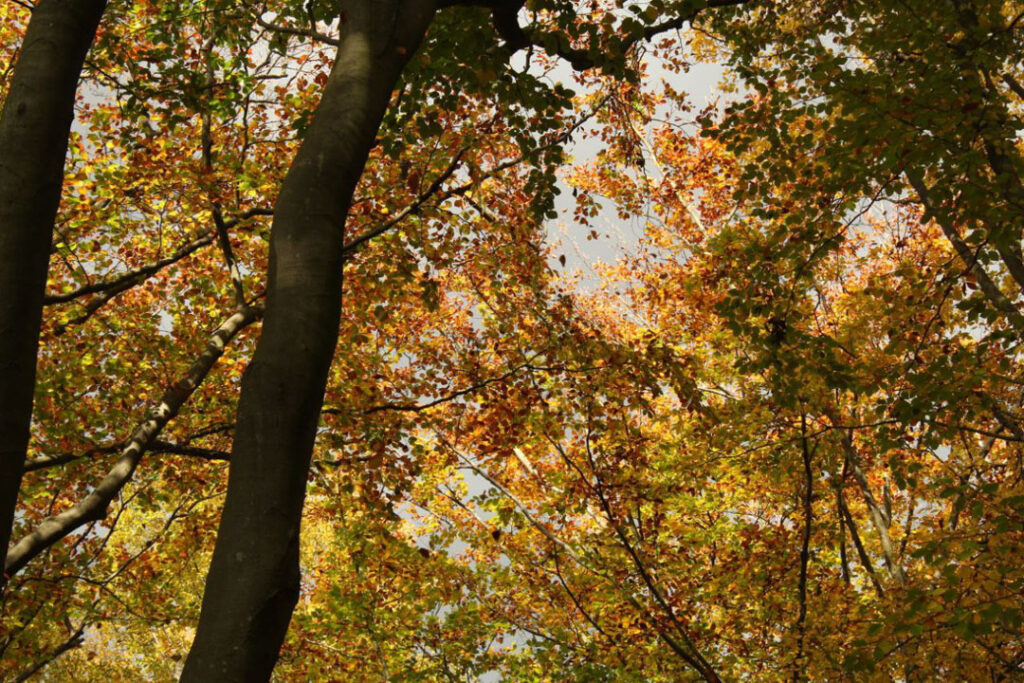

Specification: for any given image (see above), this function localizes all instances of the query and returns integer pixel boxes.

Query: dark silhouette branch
[12,622,86,682]
[44,208,270,334]
[792,414,814,679]
[906,170,1024,333]
[340,148,467,257]
[23,440,230,472]
[45,235,214,305]
[444,0,752,71]
[838,489,885,598]
[256,15,340,47]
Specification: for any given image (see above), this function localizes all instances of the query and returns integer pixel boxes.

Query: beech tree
[178,1,752,678]
[0,0,106,577]
[1,0,1022,680]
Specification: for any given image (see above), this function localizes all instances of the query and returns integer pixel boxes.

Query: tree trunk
[181,2,435,679]
[0,0,106,580]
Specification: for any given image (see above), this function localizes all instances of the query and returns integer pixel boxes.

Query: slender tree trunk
[0,0,106,580]
[181,2,435,679]
[792,414,814,681]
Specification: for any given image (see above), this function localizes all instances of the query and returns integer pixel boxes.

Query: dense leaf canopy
[1,0,1022,680]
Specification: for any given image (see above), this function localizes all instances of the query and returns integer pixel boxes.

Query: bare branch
[13,622,86,682]
[324,360,535,417]
[837,487,885,598]
[832,421,907,586]
[792,413,814,678]
[340,97,609,258]
[200,56,248,309]
[1003,73,1024,100]
[23,444,121,472]
[23,440,229,473]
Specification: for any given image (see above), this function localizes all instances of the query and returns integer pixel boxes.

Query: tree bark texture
[181,2,436,679]
[0,0,106,581]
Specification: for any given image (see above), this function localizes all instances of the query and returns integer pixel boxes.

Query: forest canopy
[1,0,1023,680]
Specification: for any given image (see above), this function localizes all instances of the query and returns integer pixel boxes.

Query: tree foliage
[1,0,1022,680]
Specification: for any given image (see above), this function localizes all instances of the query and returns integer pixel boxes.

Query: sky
[546,54,729,287]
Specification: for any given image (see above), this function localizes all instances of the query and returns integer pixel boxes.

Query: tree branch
[340,148,467,257]
[12,621,86,682]
[906,170,1024,333]
[340,97,609,259]
[792,413,814,679]
[446,0,752,71]
[831,419,907,586]
[43,234,215,305]
[837,488,885,598]
[43,207,270,313]
[4,305,260,580]
[256,15,340,47]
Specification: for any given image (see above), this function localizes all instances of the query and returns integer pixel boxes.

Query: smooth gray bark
[0,0,106,582]
[4,305,260,578]
[181,2,436,679]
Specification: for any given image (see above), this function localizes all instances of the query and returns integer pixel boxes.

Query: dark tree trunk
[181,2,435,679]
[0,0,106,581]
